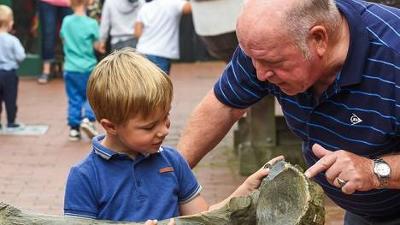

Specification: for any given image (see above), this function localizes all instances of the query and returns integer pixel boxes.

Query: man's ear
[308,25,328,57]
[100,118,117,135]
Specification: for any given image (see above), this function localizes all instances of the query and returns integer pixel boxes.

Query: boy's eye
[143,125,155,130]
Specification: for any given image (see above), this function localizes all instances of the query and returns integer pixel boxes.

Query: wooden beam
[0,161,324,225]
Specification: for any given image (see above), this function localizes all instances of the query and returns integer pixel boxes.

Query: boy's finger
[168,218,175,225]
[144,219,158,225]
[263,155,285,169]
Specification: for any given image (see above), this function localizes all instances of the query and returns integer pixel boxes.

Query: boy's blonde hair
[87,48,173,125]
[0,5,13,28]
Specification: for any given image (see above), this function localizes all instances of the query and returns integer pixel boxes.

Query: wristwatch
[373,158,391,188]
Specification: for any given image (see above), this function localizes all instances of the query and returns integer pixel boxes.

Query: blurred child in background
[0,5,26,130]
[134,0,191,75]
[98,0,143,53]
[60,0,100,141]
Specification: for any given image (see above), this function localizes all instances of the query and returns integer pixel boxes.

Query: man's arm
[177,90,247,168]
[134,22,143,39]
[98,0,111,52]
[182,2,192,15]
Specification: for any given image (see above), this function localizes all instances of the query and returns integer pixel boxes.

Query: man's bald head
[237,0,341,58]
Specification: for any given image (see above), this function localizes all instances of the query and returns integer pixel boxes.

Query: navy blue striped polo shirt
[214,0,400,218]
[64,135,202,222]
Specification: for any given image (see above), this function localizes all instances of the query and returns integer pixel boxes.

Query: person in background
[60,0,99,141]
[64,48,283,224]
[87,0,102,22]
[134,0,191,75]
[0,5,26,130]
[98,0,143,54]
[37,0,72,84]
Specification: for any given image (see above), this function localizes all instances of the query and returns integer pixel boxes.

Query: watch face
[376,163,391,177]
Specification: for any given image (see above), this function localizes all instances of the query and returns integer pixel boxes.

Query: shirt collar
[92,135,162,161]
[335,0,369,87]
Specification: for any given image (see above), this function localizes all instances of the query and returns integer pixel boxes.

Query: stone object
[0,161,324,225]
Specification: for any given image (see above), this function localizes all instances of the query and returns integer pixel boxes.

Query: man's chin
[280,87,300,96]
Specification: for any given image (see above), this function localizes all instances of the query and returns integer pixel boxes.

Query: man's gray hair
[284,0,341,59]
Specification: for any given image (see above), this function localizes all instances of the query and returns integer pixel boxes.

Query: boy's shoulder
[63,14,97,24]
[159,145,181,156]
[70,150,97,172]
[0,32,18,41]
[158,146,187,165]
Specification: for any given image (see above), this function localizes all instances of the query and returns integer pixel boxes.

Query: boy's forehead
[132,106,171,122]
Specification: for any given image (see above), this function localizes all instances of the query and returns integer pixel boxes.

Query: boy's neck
[73,6,86,16]
[101,135,139,159]
[0,26,9,33]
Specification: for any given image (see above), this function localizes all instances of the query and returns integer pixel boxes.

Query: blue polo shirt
[64,135,202,222]
[214,0,400,219]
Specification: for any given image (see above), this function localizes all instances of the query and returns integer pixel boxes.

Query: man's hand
[304,144,379,194]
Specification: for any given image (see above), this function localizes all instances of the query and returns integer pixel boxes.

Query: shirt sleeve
[64,166,98,219]
[13,37,25,63]
[135,6,145,23]
[213,47,272,109]
[173,151,202,204]
[92,20,100,41]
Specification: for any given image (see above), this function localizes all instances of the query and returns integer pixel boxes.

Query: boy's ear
[100,118,117,135]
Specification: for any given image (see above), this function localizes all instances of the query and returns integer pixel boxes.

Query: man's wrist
[373,158,391,188]
[374,155,400,189]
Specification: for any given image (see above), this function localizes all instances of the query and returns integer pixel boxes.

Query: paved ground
[0,61,344,224]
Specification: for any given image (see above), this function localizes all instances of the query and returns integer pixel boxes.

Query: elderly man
[177,0,400,224]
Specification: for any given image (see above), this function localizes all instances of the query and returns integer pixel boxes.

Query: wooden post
[237,97,304,175]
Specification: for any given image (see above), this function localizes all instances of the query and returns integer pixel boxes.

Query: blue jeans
[63,71,95,128]
[145,55,171,75]
[38,1,72,62]
[345,211,400,225]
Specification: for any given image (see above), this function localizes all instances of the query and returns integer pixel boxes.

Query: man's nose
[257,70,275,82]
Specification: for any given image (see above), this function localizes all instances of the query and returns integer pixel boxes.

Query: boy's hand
[144,220,158,225]
[95,41,106,54]
[144,219,175,225]
[242,155,285,193]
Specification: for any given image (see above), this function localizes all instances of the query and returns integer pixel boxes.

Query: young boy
[134,0,191,75]
[63,48,282,223]
[60,0,99,141]
[0,5,26,130]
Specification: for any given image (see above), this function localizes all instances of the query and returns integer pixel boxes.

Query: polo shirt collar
[92,135,155,160]
[336,0,369,87]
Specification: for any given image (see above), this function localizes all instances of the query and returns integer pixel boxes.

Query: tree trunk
[0,161,324,225]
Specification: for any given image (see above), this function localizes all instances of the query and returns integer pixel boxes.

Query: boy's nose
[157,125,169,138]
